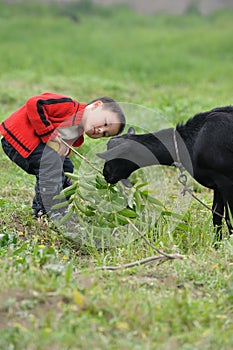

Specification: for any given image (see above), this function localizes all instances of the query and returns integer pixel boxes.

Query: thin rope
[172,129,224,219]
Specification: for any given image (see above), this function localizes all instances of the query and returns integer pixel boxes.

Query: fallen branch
[73,219,191,274]
[74,252,186,275]
[95,253,186,271]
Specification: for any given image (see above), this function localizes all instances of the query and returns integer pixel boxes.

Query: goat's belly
[194,171,216,190]
[198,179,215,190]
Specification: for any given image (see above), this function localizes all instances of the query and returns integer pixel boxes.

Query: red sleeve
[26,92,77,143]
[72,135,84,148]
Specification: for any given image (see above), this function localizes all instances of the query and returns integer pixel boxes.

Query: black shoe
[33,209,47,219]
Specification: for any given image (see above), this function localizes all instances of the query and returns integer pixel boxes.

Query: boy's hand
[50,135,69,157]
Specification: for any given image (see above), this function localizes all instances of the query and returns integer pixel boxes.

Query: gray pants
[1,138,74,216]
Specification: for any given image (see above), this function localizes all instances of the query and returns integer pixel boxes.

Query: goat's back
[184,106,233,181]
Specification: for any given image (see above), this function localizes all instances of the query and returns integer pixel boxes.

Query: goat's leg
[212,189,224,241]
[215,179,233,237]
[224,203,233,236]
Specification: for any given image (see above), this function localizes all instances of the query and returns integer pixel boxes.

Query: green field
[0,1,233,349]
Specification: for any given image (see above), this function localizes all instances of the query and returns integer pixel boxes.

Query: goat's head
[97,127,139,186]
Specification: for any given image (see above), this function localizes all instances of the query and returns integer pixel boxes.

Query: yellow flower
[116,322,130,330]
[73,289,86,308]
[18,231,24,236]
[44,327,52,333]
[38,244,45,249]
[13,323,28,332]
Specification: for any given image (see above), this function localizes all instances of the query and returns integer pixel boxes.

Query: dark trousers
[1,138,74,216]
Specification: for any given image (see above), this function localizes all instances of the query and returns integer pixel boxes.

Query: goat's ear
[97,142,129,161]
[127,127,135,135]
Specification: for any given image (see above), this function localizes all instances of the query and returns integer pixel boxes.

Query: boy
[0,92,125,218]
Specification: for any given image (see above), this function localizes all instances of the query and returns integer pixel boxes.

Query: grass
[0,1,233,349]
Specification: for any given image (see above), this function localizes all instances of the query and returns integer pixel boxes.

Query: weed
[0,2,233,349]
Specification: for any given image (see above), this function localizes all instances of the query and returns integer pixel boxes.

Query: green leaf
[146,195,164,207]
[12,242,28,255]
[140,190,149,197]
[135,182,148,189]
[134,191,142,211]
[51,200,70,210]
[81,182,96,191]
[58,207,75,225]
[118,208,138,218]
[65,262,73,284]
[74,199,95,216]
[54,183,78,199]
[74,199,87,214]
[64,172,79,180]
[115,214,129,225]
[95,174,108,189]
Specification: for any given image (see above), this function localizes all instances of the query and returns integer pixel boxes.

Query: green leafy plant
[53,172,165,242]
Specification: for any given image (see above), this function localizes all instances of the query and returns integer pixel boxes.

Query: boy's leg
[63,157,74,189]
[1,138,44,216]
[32,156,73,217]
[32,177,46,217]
[34,145,66,216]
[30,147,73,216]
[1,139,67,217]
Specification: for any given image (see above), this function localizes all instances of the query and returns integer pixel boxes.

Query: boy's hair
[87,96,125,135]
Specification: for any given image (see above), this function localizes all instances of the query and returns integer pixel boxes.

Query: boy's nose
[97,126,107,134]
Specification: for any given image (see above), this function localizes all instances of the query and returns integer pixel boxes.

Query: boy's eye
[103,121,108,136]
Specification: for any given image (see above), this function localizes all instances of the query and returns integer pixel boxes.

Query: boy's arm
[26,92,76,143]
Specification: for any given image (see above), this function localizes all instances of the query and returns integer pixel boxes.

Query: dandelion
[32,235,38,242]
[13,323,28,332]
[38,244,45,249]
[116,321,130,330]
[73,289,86,308]
[44,327,52,333]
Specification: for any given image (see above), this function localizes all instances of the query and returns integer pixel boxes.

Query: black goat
[98,106,233,240]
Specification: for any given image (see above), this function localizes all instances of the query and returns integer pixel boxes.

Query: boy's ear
[91,100,103,110]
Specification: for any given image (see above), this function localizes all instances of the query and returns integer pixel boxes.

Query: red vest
[0,92,86,158]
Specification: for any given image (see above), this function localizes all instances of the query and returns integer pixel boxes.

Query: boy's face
[82,101,121,139]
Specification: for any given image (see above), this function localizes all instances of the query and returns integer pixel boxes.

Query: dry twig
[96,253,186,271]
